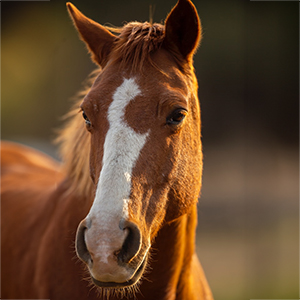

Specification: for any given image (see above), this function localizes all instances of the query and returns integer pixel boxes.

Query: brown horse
[1,0,213,299]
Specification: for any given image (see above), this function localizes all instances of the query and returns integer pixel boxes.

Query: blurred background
[1,0,299,299]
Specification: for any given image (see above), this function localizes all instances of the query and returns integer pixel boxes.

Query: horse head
[67,0,202,290]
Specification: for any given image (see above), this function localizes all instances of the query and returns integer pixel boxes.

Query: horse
[1,0,213,299]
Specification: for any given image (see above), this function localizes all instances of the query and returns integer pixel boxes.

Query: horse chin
[91,257,147,289]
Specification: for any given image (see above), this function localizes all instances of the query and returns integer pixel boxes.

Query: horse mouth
[91,258,147,289]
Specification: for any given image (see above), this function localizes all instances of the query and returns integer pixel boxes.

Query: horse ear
[66,3,116,67]
[164,0,201,61]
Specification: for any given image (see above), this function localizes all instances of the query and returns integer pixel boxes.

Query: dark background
[1,1,299,299]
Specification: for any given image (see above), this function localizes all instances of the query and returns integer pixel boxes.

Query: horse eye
[82,111,92,128]
[166,108,187,125]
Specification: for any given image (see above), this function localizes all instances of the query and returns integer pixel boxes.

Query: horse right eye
[82,111,92,129]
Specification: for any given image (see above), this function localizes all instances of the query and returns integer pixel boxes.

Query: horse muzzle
[75,217,148,287]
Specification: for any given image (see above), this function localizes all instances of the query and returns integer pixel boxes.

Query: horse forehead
[104,75,189,135]
[107,77,147,133]
[110,78,141,113]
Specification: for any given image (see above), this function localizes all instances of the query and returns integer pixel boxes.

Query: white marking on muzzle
[86,78,148,267]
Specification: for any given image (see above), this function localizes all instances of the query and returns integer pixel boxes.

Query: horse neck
[141,204,198,300]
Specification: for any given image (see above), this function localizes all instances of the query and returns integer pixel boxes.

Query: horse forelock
[108,22,165,72]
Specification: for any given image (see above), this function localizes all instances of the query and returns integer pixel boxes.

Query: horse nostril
[75,220,92,265]
[118,219,142,264]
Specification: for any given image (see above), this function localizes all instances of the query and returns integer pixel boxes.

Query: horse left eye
[166,109,187,125]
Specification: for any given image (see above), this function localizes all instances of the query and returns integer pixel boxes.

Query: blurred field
[1,0,299,299]
[197,135,298,300]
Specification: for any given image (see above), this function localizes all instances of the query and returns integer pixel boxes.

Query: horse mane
[56,70,99,197]
[56,21,193,197]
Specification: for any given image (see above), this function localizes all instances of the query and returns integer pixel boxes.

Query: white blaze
[87,77,148,234]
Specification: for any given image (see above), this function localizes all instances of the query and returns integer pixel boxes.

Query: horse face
[68,0,202,289]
